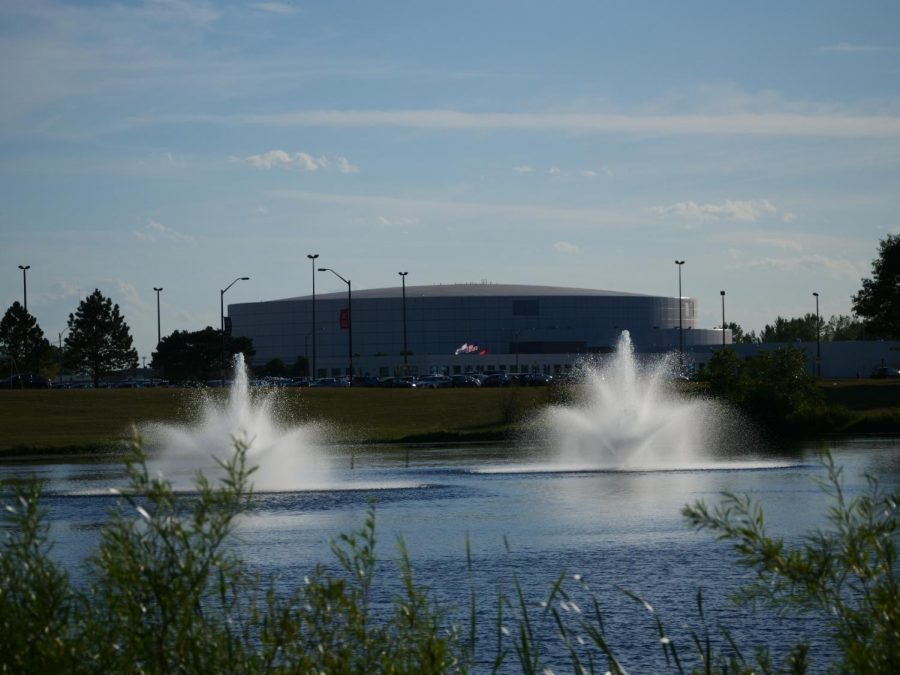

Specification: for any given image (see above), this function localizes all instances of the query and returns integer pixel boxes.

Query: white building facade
[229,283,728,378]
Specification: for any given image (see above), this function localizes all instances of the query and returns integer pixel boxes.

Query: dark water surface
[3,436,898,672]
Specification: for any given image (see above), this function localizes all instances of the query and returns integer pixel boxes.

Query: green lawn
[0,387,554,455]
[1,380,897,457]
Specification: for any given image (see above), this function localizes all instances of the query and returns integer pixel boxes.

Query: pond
[3,436,898,672]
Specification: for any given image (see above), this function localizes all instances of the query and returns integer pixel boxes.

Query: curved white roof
[274,283,655,303]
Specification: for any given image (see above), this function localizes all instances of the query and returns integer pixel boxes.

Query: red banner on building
[339,308,349,329]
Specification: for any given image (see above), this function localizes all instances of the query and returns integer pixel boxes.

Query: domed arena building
[228,283,728,379]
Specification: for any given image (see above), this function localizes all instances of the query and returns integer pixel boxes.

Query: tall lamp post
[813,291,820,377]
[318,267,352,382]
[18,265,30,313]
[675,260,685,361]
[720,290,726,347]
[220,276,249,381]
[307,254,319,379]
[398,271,408,369]
[153,287,163,347]
[58,327,69,387]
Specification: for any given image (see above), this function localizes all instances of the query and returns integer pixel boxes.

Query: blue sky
[2,0,899,359]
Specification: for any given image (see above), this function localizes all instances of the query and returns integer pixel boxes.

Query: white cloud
[246,150,326,171]
[245,150,361,173]
[548,166,562,175]
[654,199,777,222]
[133,219,193,242]
[336,156,359,174]
[148,109,900,138]
[250,2,300,15]
[782,212,797,223]
[513,165,533,174]
[553,241,580,255]
[581,170,597,178]
[818,43,900,54]
[754,236,803,251]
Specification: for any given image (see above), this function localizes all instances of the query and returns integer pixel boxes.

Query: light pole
[813,291,821,377]
[318,267,352,382]
[18,265,30,313]
[220,276,249,381]
[398,271,408,369]
[720,290,726,347]
[675,260,685,361]
[58,327,69,386]
[153,287,163,347]
[307,254,319,379]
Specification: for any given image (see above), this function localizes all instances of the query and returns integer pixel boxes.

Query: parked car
[415,375,452,389]
[351,376,381,387]
[450,374,481,387]
[0,373,52,389]
[481,373,512,387]
[871,367,900,379]
[309,377,349,387]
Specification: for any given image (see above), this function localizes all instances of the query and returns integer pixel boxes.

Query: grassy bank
[1,380,898,457]
[0,386,554,457]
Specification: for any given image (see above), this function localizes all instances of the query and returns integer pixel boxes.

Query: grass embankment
[817,379,900,432]
[0,387,554,457]
[1,380,898,458]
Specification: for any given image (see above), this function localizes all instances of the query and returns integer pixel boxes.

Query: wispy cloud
[818,43,900,54]
[133,220,193,242]
[336,156,359,174]
[244,150,360,173]
[271,189,638,228]
[250,2,300,15]
[753,236,803,252]
[513,165,533,174]
[246,150,326,170]
[654,199,777,222]
[739,254,862,278]
[553,241,580,255]
[133,109,900,138]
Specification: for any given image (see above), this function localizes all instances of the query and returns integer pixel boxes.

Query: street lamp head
[241,276,249,281]
[398,271,408,277]
[19,265,30,271]
[675,260,685,265]
[317,268,327,272]
[720,290,725,296]
[813,291,819,297]
[307,253,319,260]
[154,286,163,292]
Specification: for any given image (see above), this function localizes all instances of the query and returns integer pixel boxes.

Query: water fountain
[144,354,331,492]
[538,330,751,470]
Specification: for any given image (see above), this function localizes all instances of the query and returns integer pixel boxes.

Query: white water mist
[144,354,330,491]
[542,331,732,469]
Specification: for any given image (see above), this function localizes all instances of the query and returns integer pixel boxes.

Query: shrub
[0,435,463,674]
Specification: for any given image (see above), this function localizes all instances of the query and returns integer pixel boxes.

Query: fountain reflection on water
[144,353,331,492]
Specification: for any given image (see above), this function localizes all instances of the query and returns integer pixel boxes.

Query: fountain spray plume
[542,330,744,470]
[144,353,331,492]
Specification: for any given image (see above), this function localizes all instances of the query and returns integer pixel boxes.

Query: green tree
[64,289,138,387]
[0,301,51,376]
[701,347,822,428]
[290,355,309,377]
[824,314,866,341]
[852,234,900,339]
[724,321,757,344]
[151,327,254,382]
[760,314,818,343]
[684,452,899,674]
[262,357,288,377]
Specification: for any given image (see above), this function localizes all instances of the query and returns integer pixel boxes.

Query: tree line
[2,234,898,385]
